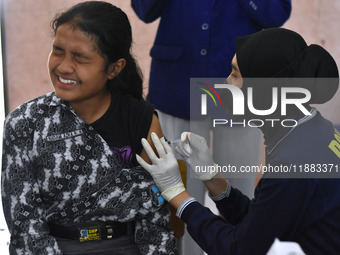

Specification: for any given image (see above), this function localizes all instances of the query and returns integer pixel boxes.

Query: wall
[3,0,158,113]
[283,0,340,124]
[3,0,340,124]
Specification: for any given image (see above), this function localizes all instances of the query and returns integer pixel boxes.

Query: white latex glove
[175,132,218,181]
[136,132,186,201]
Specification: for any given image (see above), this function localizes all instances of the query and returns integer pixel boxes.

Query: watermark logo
[213,84,311,116]
[197,79,312,128]
[199,82,223,115]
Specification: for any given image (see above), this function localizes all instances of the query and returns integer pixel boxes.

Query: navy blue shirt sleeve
[131,0,167,23]
[215,187,251,226]
[180,177,318,255]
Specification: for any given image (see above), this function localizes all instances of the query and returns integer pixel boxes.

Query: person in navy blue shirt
[131,0,292,119]
[137,28,340,255]
[132,2,291,253]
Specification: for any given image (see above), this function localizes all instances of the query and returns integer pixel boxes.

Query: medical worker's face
[48,23,116,107]
[226,55,243,88]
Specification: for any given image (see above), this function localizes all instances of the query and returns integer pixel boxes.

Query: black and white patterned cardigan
[1,92,177,255]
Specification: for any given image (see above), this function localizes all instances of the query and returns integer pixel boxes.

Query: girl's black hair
[51,1,143,99]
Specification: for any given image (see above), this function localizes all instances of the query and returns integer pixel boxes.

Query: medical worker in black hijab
[137,28,340,255]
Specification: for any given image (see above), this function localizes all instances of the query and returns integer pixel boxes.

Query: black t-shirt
[90,93,155,168]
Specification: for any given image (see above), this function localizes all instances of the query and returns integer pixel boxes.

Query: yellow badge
[79,227,101,242]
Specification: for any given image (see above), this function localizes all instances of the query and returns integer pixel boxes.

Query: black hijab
[225,28,339,143]
[236,27,339,104]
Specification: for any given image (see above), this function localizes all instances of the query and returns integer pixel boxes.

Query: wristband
[176,197,197,218]
[209,179,231,201]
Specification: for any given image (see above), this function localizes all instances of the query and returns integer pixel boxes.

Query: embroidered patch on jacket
[47,129,84,142]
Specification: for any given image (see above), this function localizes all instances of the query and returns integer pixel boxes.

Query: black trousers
[55,234,140,255]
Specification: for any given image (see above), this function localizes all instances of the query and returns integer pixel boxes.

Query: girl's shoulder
[5,92,60,123]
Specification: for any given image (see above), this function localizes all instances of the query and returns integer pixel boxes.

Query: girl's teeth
[59,77,80,85]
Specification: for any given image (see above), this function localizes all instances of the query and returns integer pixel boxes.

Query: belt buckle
[106,225,113,240]
[79,226,101,242]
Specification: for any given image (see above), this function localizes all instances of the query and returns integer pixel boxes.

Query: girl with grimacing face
[1,2,177,255]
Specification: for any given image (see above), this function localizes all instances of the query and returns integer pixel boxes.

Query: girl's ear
[107,58,126,80]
